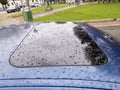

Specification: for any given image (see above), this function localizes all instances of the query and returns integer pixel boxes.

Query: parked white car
[34,3,40,7]
[29,3,35,8]
[6,5,21,13]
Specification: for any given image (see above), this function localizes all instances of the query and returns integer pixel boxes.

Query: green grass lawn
[33,2,120,21]
[32,3,69,13]
[11,4,69,18]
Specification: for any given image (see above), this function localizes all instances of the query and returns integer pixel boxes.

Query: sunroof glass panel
[10,22,107,67]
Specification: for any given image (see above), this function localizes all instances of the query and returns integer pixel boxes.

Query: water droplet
[38,62,40,64]
[42,58,44,60]
[74,62,77,64]
[2,75,5,77]
[31,63,34,65]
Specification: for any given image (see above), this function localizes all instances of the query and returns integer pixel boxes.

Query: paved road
[97,26,120,42]
[88,21,120,42]
[0,11,6,15]
[0,13,24,27]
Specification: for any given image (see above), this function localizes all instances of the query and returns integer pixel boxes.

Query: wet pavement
[97,26,120,42]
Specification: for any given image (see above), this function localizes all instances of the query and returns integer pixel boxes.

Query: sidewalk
[33,5,76,18]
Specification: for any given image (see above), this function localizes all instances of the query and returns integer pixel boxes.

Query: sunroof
[10,22,107,67]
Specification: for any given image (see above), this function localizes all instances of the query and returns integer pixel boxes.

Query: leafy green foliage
[0,0,8,5]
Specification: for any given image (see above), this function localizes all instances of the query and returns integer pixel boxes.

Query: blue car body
[0,22,120,90]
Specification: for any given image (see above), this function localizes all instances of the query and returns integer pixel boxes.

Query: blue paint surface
[0,22,120,89]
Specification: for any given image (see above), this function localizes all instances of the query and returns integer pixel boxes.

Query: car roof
[0,22,120,89]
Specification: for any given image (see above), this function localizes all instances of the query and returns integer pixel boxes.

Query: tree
[26,0,30,10]
[0,0,7,5]
[0,0,8,10]
[12,0,16,4]
[26,0,29,7]
[45,0,53,10]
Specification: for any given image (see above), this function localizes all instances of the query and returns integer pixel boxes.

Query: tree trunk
[26,0,29,7]
[13,0,16,4]
[5,5,7,9]
[26,0,30,10]
[2,5,5,10]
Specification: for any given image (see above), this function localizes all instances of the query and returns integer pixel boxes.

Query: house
[0,0,42,10]
[29,0,44,5]
[7,0,44,6]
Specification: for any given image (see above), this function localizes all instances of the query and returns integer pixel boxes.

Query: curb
[88,24,120,27]
[79,18,120,23]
